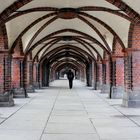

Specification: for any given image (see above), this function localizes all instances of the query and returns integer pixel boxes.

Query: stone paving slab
[91,118,137,127]
[41,134,100,140]
[49,116,90,124]
[0,119,46,130]
[0,97,32,119]
[44,123,96,134]
[0,80,140,140]
[51,110,87,116]
[96,126,140,139]
[0,130,42,140]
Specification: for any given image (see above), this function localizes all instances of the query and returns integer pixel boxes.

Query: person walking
[67,70,74,89]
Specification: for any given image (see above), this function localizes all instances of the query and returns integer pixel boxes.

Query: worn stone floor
[0,79,140,140]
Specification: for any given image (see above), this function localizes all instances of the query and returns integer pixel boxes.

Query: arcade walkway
[0,80,140,140]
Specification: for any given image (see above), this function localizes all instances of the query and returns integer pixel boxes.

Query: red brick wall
[98,63,102,85]
[132,51,140,90]
[106,61,110,85]
[116,58,124,86]
[130,24,140,90]
[0,27,10,93]
[26,61,31,85]
[23,60,27,88]
[128,23,140,49]
[11,58,20,88]
[0,35,4,50]
[0,55,4,93]
[4,55,11,92]
[103,53,110,85]
[114,39,124,87]
[114,40,123,56]
[33,63,37,84]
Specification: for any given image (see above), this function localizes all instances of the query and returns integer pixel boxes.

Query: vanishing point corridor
[0,80,140,140]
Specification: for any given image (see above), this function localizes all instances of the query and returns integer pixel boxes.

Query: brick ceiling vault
[0,0,140,69]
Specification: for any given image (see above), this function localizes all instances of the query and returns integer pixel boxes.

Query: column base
[13,88,29,98]
[95,82,102,90]
[0,91,14,107]
[87,82,92,87]
[34,83,40,89]
[110,86,124,99]
[26,85,35,93]
[92,82,96,90]
[122,90,140,107]
[101,84,110,93]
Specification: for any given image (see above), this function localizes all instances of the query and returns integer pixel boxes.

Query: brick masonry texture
[131,24,140,90]
[114,39,124,87]
[33,63,37,84]
[0,55,4,93]
[12,58,20,88]
[116,58,124,86]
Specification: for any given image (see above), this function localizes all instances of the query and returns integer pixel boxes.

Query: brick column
[77,70,80,80]
[94,62,99,90]
[123,49,140,107]
[92,61,96,89]
[49,67,55,82]
[11,56,28,98]
[26,60,35,92]
[123,23,140,107]
[12,58,20,88]
[0,51,14,106]
[86,62,92,87]
[42,62,50,87]
[89,61,93,87]
[123,50,133,107]
[56,71,60,79]
[52,68,56,81]
[80,69,84,81]
[95,61,102,90]
[33,62,40,89]
[110,55,124,99]
[101,60,110,93]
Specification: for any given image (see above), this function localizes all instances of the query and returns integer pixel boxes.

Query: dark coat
[67,71,74,80]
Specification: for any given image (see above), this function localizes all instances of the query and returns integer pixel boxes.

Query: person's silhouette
[67,70,74,89]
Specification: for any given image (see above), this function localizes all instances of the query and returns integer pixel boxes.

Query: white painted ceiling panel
[32,44,44,58]
[82,15,114,50]
[44,42,93,56]
[87,11,130,48]
[122,0,140,14]
[22,16,53,51]
[19,0,119,10]
[0,0,16,13]
[6,12,48,47]
[0,0,139,60]
[31,18,105,47]
[93,44,104,58]
[41,45,93,61]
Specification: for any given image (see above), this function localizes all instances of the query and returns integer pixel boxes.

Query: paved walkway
[0,80,140,140]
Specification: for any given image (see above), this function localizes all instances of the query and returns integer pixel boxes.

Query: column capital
[27,60,33,63]
[97,60,102,64]
[102,59,108,64]
[34,61,39,64]
[12,55,24,60]
[111,54,124,61]
[122,48,140,57]
[123,48,140,52]
[122,48,131,56]
[111,55,117,61]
